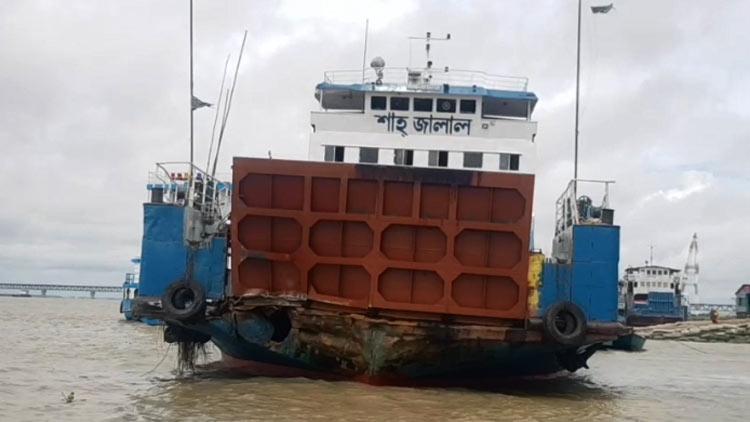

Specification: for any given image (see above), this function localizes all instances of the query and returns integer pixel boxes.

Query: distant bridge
[689,303,736,314]
[0,282,122,298]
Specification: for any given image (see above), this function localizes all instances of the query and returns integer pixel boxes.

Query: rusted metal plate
[231,158,535,320]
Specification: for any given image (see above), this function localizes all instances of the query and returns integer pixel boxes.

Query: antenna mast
[211,31,248,179]
[361,19,369,84]
[408,32,451,69]
[206,55,231,173]
[649,243,654,266]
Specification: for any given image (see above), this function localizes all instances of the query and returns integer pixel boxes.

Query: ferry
[119,257,164,325]
[119,258,139,320]
[120,272,138,321]
[620,234,699,326]
[133,37,629,383]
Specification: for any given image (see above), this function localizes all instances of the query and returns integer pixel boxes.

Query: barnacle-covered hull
[179,304,625,384]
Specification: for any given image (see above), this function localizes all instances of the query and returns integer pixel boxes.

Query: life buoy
[543,301,587,346]
[161,280,206,322]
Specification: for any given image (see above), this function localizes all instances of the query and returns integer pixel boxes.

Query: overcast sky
[1,0,747,303]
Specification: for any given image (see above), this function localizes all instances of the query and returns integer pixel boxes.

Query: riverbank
[635,319,750,343]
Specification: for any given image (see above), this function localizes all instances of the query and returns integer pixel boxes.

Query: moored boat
[120,257,164,325]
[120,272,137,321]
[134,41,630,383]
[619,234,699,326]
[610,333,647,352]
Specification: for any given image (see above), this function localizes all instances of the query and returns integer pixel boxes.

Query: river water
[0,297,748,421]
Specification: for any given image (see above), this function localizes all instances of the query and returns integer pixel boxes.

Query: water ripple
[0,297,749,421]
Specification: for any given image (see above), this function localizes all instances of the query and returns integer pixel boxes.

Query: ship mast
[574,0,582,181]
[188,0,195,201]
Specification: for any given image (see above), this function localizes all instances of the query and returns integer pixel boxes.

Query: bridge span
[0,282,122,298]
[690,303,736,315]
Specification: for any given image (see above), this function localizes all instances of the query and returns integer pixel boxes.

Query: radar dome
[370,56,386,70]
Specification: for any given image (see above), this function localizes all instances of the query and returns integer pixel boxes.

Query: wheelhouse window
[359,147,379,163]
[414,98,433,112]
[394,149,414,166]
[390,97,409,111]
[324,145,345,162]
[370,96,386,110]
[428,150,449,167]
[499,153,520,171]
[463,152,483,168]
[436,98,456,113]
[459,99,476,114]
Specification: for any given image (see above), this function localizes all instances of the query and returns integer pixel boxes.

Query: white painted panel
[484,153,500,171]
[414,150,429,167]
[311,111,536,140]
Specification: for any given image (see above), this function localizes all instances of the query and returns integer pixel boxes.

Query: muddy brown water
[0,297,748,421]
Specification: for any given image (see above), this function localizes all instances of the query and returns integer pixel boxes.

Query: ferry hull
[213,344,570,385]
[136,159,628,383]
[165,305,627,384]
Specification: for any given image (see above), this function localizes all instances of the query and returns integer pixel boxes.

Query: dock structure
[0,282,122,298]
[635,319,750,343]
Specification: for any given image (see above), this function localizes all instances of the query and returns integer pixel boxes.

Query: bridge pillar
[90,290,95,299]
[41,289,47,296]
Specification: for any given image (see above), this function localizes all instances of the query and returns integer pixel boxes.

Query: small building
[736,284,750,318]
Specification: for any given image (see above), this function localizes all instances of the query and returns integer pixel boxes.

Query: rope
[670,340,708,354]
[141,343,174,376]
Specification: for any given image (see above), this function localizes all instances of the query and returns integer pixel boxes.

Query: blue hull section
[541,225,620,323]
[139,203,226,300]
[626,292,687,326]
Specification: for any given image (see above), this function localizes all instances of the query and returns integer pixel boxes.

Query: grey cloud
[0,0,747,303]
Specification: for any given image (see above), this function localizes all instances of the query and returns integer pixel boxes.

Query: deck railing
[555,179,615,235]
[323,67,529,92]
[148,162,231,222]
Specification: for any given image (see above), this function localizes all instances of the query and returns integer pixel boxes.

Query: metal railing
[0,282,121,292]
[323,67,529,92]
[148,162,231,222]
[555,179,615,235]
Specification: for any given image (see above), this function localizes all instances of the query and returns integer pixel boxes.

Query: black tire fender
[543,301,587,346]
[161,280,207,322]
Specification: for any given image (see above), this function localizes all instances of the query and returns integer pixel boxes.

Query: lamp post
[574,2,614,181]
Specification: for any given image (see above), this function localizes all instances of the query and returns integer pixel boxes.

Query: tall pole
[361,19,369,84]
[189,0,195,191]
[649,243,654,265]
[574,0,582,181]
